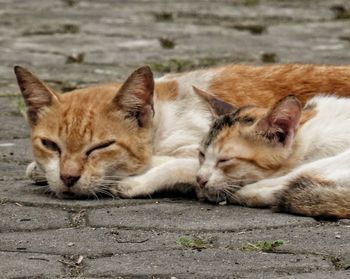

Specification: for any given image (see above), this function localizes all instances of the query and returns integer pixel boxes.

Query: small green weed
[241,240,284,252]
[176,236,208,250]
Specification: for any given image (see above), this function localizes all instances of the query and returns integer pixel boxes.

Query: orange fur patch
[210,64,350,107]
[155,80,178,101]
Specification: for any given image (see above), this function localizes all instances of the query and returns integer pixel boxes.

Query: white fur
[43,158,62,194]
[299,96,350,162]
[153,68,220,156]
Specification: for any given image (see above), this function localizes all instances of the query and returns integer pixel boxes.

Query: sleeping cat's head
[194,87,302,192]
[15,66,155,198]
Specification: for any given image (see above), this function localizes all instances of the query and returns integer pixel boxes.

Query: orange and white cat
[14,64,350,199]
[196,91,350,218]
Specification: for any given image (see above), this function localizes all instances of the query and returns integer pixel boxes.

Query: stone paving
[1,0,350,278]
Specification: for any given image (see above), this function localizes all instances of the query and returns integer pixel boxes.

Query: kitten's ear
[14,66,60,126]
[256,95,302,147]
[114,66,154,128]
[193,86,236,117]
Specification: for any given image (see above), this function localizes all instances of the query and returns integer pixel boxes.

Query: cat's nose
[196,175,208,188]
[60,174,80,188]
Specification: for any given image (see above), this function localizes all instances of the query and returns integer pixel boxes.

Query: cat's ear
[14,66,60,126]
[256,95,302,147]
[114,66,154,128]
[193,86,236,117]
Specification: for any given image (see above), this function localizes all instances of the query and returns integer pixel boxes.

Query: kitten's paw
[233,179,286,207]
[109,178,142,198]
[26,162,47,184]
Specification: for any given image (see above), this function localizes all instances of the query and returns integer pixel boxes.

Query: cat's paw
[109,177,142,198]
[26,162,47,184]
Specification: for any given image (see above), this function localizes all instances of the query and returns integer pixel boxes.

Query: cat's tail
[276,174,350,219]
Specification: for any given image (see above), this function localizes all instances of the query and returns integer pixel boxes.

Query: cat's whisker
[101,182,121,186]
[97,184,123,197]
[89,190,99,201]
[222,188,240,204]
[98,183,119,188]
[97,187,116,199]
[103,176,126,180]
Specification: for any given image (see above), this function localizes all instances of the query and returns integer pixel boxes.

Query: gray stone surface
[84,250,332,278]
[1,0,350,278]
[88,202,317,231]
[0,251,63,278]
[0,203,70,232]
[280,271,350,279]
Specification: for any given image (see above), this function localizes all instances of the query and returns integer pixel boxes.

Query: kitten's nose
[196,176,208,188]
[60,174,80,188]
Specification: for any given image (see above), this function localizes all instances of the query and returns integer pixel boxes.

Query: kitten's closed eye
[41,139,61,154]
[198,150,205,163]
[86,140,116,157]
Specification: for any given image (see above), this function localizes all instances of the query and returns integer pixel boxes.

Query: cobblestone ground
[1,0,350,278]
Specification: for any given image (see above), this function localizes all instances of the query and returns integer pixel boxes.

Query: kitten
[196,89,350,218]
[14,64,350,199]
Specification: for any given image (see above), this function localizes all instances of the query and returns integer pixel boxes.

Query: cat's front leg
[110,157,199,198]
[232,176,289,207]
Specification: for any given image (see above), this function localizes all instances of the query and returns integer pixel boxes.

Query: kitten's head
[194,87,302,192]
[15,66,155,198]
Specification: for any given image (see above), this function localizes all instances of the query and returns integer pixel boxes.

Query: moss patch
[148,56,248,73]
[153,12,174,22]
[158,37,176,49]
[23,24,79,36]
[261,52,278,63]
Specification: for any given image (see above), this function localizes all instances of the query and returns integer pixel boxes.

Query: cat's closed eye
[86,140,116,157]
[41,139,61,153]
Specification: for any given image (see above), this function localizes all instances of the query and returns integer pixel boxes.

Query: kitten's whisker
[222,189,238,203]
[98,188,116,199]
[100,181,119,184]
[227,178,257,186]
[223,188,243,205]
[226,184,243,191]
[89,190,99,201]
